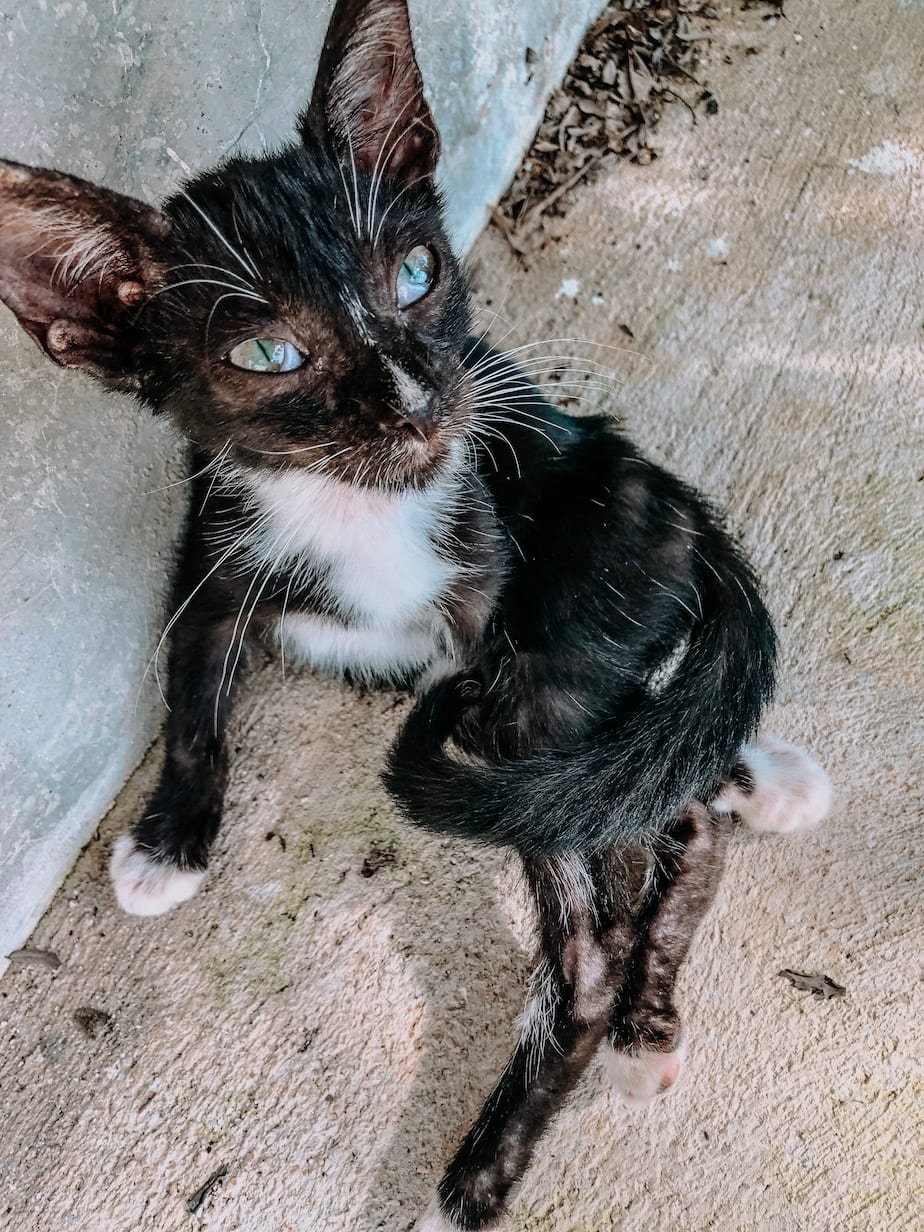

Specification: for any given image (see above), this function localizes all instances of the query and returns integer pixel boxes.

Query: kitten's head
[0,0,473,489]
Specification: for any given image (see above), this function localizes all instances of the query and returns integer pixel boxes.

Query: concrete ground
[1,2,921,1229]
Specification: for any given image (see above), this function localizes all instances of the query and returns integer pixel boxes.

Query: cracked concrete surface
[1,3,921,1230]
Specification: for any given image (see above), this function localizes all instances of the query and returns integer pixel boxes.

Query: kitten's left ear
[0,159,168,386]
[302,0,440,184]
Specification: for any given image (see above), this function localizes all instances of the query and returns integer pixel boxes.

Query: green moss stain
[291,800,405,867]
[207,921,287,1009]
[195,1089,257,1148]
[208,796,411,1009]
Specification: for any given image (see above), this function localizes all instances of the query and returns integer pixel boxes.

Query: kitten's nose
[399,392,439,441]
[402,390,438,423]
[384,358,440,439]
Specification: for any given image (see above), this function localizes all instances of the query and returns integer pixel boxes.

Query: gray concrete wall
[0,0,600,960]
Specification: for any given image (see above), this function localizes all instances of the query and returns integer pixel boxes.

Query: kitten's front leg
[110,534,244,916]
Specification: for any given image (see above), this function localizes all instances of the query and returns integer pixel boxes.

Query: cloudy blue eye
[227,338,303,373]
[397,245,436,308]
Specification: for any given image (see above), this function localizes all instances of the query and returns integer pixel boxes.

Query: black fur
[0,2,784,1227]
[384,356,776,852]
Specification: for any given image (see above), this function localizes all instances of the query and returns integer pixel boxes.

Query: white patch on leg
[603,1038,686,1108]
[564,932,610,1024]
[714,734,832,835]
[110,834,206,916]
[414,1197,461,1232]
[518,959,557,1047]
[542,852,596,927]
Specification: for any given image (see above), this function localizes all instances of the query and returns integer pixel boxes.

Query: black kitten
[0,1,831,1227]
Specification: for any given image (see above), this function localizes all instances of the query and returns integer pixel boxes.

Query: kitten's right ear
[0,159,168,386]
[301,0,439,186]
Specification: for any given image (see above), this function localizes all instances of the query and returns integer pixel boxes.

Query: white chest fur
[236,466,460,682]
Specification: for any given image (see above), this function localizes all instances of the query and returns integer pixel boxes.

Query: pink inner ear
[307,0,440,183]
[117,280,145,306]
[0,159,167,379]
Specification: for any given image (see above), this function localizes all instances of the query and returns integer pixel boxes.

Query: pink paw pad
[714,734,832,835]
[603,1038,686,1107]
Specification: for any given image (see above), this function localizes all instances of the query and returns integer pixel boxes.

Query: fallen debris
[6,947,62,970]
[72,1007,113,1039]
[778,969,847,1000]
[361,847,398,878]
[496,1,721,252]
[185,1165,230,1215]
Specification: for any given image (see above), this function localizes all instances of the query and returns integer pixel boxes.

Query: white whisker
[163,261,256,291]
[238,441,337,457]
[205,290,266,350]
[176,188,260,281]
[474,412,561,453]
[468,423,522,478]
[141,440,232,495]
[345,131,363,240]
[366,92,419,237]
[372,172,433,248]
[137,504,276,712]
[151,277,266,302]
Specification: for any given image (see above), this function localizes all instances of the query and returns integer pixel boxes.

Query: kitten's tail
[383,547,776,852]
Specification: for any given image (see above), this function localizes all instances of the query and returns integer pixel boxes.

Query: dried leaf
[494,1,720,252]
[778,969,847,1000]
[73,1006,113,1039]
[185,1166,230,1215]
[6,947,62,970]
[628,53,654,103]
[361,847,398,878]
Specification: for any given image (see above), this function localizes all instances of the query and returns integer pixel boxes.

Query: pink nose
[398,391,439,440]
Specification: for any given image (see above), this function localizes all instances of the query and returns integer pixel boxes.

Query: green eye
[397,245,436,308]
[227,338,303,373]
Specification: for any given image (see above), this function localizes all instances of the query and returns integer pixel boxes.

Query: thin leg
[110,516,245,916]
[418,852,636,1231]
[604,803,731,1105]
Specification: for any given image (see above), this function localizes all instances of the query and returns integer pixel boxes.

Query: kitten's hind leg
[604,803,731,1107]
[416,852,636,1231]
[713,734,832,834]
[111,521,244,915]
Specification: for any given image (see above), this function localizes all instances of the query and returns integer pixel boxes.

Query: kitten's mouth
[393,420,450,471]
[361,413,461,489]
[401,418,437,446]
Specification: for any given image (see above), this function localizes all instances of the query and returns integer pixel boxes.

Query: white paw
[603,1039,686,1108]
[714,734,832,835]
[414,1198,460,1232]
[110,833,206,916]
